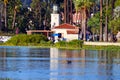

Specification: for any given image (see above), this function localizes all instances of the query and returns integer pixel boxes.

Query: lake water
[0,46,120,80]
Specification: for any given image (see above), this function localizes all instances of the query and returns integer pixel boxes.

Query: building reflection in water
[50,48,59,79]
[50,48,120,80]
[0,47,120,80]
[50,48,86,80]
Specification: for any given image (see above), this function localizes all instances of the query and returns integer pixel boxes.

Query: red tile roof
[54,23,78,29]
[67,30,78,34]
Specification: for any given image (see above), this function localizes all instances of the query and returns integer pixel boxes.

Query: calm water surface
[0,46,120,80]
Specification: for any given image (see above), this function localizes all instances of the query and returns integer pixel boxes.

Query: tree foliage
[0,0,120,39]
[88,12,100,34]
[109,18,120,34]
[115,0,120,7]
[6,0,22,30]
[73,0,94,11]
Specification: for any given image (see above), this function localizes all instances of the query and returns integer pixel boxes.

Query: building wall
[67,34,78,41]
[73,12,81,24]
[51,14,60,29]
[52,29,67,38]
[52,29,78,41]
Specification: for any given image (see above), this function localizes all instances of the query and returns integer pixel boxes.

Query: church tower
[51,5,60,29]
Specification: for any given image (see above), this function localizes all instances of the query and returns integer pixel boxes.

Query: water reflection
[0,47,120,80]
[50,48,120,80]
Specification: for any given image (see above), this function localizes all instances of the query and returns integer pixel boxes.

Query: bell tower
[51,4,60,29]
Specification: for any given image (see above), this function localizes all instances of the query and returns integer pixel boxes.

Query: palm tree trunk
[64,0,67,23]
[70,0,72,24]
[66,0,69,23]
[111,0,115,42]
[12,7,17,29]
[111,0,115,17]
[105,0,108,42]
[82,7,87,41]
[100,0,103,41]
[4,3,7,30]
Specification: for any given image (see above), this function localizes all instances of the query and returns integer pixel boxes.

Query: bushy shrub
[5,34,48,46]
[4,34,84,49]
[55,41,67,47]
[55,40,83,48]
[47,40,53,46]
[68,40,84,48]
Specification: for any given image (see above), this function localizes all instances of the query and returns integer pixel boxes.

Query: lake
[0,46,120,80]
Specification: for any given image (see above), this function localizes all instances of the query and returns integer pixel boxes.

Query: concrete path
[84,42,120,46]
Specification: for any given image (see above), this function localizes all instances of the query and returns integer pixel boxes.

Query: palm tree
[12,6,18,29]
[111,0,115,16]
[4,0,8,30]
[73,0,94,41]
[100,0,103,41]
[0,1,3,31]
[64,0,66,23]
[105,0,109,42]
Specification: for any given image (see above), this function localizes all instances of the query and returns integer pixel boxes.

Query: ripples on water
[0,46,120,80]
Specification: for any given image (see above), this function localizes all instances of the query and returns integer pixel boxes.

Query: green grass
[1,34,120,51]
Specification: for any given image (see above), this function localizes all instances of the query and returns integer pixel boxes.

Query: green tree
[4,0,8,31]
[6,0,22,32]
[109,18,120,34]
[100,0,103,41]
[18,7,31,33]
[73,0,94,41]
[104,0,108,42]
[12,4,22,29]
[0,0,3,31]
[109,5,120,34]
[115,0,120,7]
[88,12,100,41]
[30,0,42,29]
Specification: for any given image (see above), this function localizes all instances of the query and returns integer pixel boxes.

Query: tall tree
[12,6,18,29]
[115,0,120,7]
[100,0,103,41]
[73,0,94,41]
[12,6,17,29]
[64,0,67,23]
[64,0,73,24]
[88,12,100,41]
[111,0,115,16]
[4,0,8,30]
[104,0,108,42]
[7,0,22,31]
[31,0,42,29]
[0,0,3,31]
[11,0,22,29]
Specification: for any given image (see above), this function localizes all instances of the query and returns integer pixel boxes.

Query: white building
[51,23,79,41]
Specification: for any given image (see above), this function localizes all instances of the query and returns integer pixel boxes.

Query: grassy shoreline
[0,34,120,51]
[1,43,120,51]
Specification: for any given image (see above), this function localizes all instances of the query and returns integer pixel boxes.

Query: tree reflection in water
[0,47,120,80]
